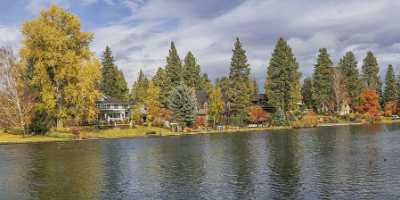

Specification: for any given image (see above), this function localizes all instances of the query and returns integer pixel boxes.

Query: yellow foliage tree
[143,81,161,122]
[208,86,224,127]
[20,5,101,128]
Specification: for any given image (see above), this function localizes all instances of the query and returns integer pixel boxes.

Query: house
[251,94,275,112]
[96,95,129,122]
[195,90,209,125]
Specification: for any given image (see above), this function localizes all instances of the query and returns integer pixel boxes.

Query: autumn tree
[208,86,224,127]
[168,83,197,127]
[20,5,101,129]
[312,48,333,113]
[357,89,380,116]
[227,38,252,119]
[338,51,361,108]
[248,106,267,124]
[100,46,128,101]
[152,67,168,106]
[131,70,149,103]
[0,48,34,134]
[383,64,398,104]
[265,37,301,113]
[143,81,161,122]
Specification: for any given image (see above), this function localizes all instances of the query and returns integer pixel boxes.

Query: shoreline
[1,120,400,145]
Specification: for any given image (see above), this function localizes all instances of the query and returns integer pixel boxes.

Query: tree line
[1,5,399,135]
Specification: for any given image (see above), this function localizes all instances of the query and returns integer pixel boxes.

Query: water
[1,124,400,200]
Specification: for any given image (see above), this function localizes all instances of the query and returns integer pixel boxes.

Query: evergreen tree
[312,48,333,112]
[227,38,252,118]
[168,83,197,127]
[265,37,301,113]
[338,51,361,108]
[100,46,128,101]
[131,70,149,103]
[361,51,382,105]
[250,77,259,96]
[383,65,398,104]
[199,73,213,94]
[302,77,313,109]
[152,67,168,106]
[183,51,201,89]
[165,41,183,88]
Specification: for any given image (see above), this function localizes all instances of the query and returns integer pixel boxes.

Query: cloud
[0,26,21,49]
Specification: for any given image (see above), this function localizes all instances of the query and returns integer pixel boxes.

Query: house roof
[97,95,127,105]
[196,90,208,106]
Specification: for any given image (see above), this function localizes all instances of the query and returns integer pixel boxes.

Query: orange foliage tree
[357,89,380,116]
[248,106,267,124]
[384,101,399,116]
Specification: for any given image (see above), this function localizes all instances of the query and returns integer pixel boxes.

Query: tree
[208,86,224,127]
[312,48,333,113]
[143,81,161,122]
[248,106,267,124]
[265,37,301,113]
[131,70,149,103]
[301,77,313,109]
[250,77,259,96]
[338,51,361,108]
[65,59,102,123]
[183,51,201,89]
[383,64,398,104]
[168,83,197,127]
[165,41,183,88]
[152,67,168,106]
[357,89,380,116]
[361,51,381,90]
[199,73,213,94]
[100,46,128,101]
[0,48,34,134]
[227,38,252,118]
[20,5,101,129]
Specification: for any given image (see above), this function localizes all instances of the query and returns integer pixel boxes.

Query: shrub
[268,109,288,126]
[29,109,52,135]
[292,111,318,128]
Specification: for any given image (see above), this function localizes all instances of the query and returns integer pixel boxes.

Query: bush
[268,109,288,126]
[29,109,52,135]
[292,111,318,128]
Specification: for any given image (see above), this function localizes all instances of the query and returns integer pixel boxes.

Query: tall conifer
[227,38,252,117]
[265,37,301,113]
[312,48,333,112]
[165,42,183,88]
[338,51,361,108]
[183,51,201,89]
[383,64,398,104]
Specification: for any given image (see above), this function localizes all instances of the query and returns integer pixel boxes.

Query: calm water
[1,124,400,200]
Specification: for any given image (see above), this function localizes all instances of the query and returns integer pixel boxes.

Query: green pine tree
[165,41,183,88]
[265,37,301,113]
[362,51,381,90]
[312,48,333,113]
[383,64,398,104]
[183,51,201,89]
[338,51,361,108]
[168,83,197,127]
[302,77,314,109]
[100,46,129,101]
[227,38,252,118]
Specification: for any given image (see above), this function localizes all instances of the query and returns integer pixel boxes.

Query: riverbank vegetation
[2,5,400,143]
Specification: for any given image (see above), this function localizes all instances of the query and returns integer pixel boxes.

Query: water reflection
[1,124,400,199]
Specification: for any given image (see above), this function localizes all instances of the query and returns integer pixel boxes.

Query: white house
[96,95,129,122]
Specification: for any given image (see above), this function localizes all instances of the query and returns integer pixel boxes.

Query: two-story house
[96,95,129,122]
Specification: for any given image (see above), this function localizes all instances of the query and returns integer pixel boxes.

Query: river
[1,124,400,199]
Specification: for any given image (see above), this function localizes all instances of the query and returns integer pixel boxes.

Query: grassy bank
[2,120,400,144]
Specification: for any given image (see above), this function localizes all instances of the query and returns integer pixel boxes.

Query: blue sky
[1,0,400,88]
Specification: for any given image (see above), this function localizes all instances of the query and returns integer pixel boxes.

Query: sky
[1,0,400,89]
